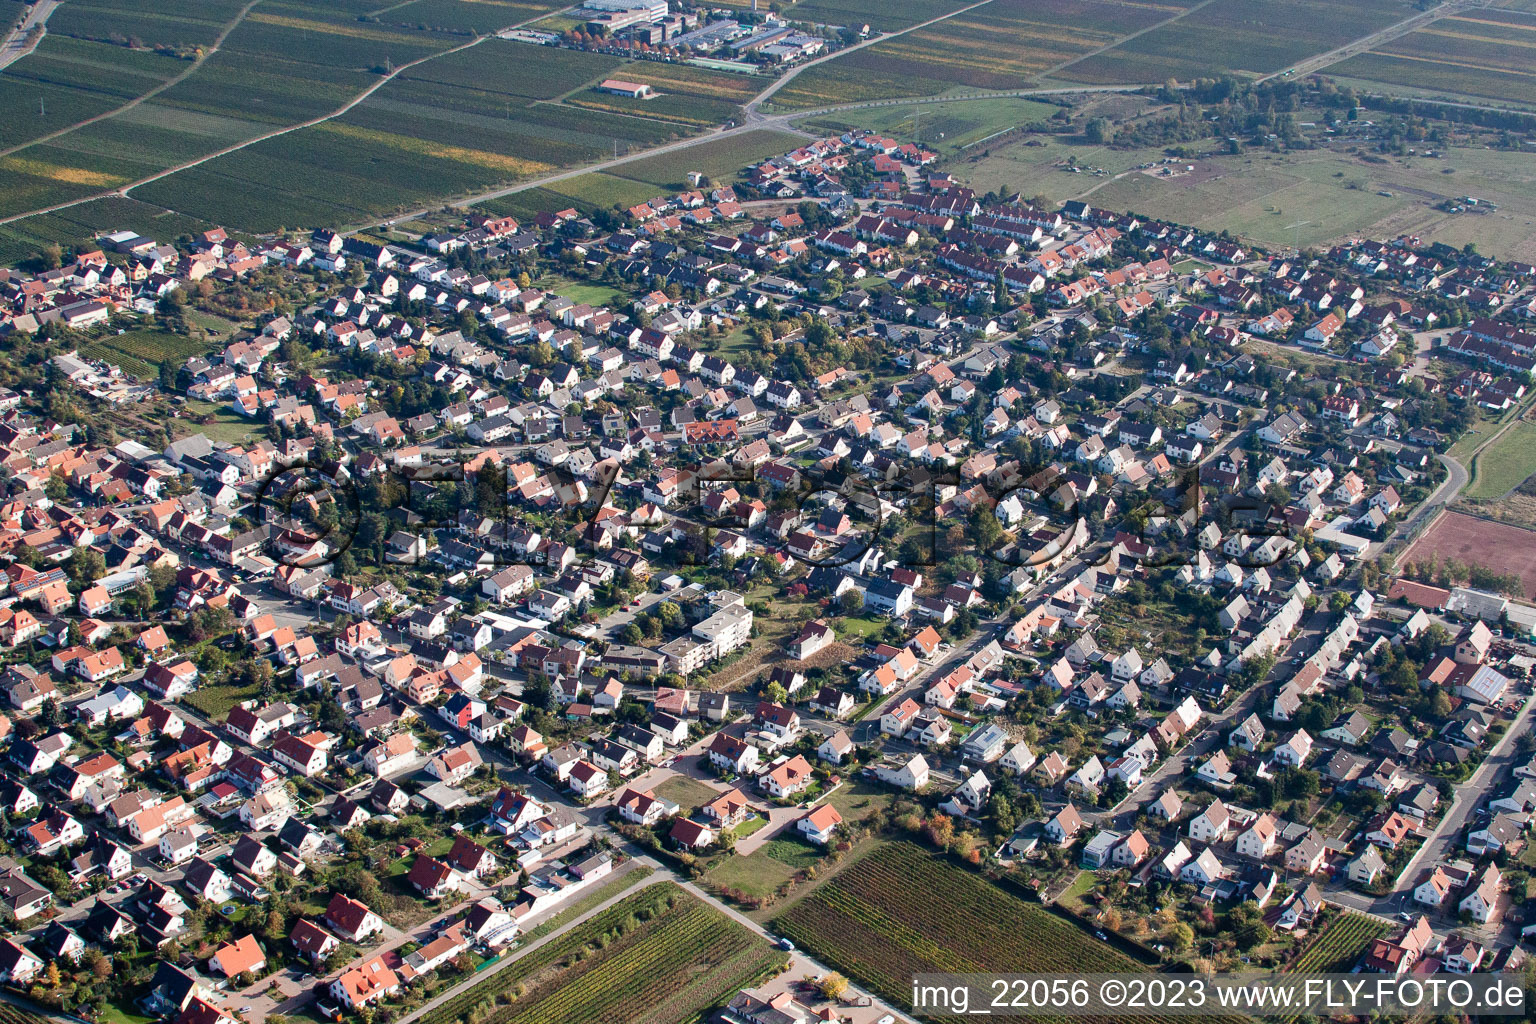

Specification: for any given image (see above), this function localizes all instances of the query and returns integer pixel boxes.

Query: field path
[0,4,573,226]
[1043,0,1223,80]
[394,860,908,1024]
[743,0,998,119]
[1254,0,1493,82]
[414,82,1149,226]
[0,0,59,71]
[1464,402,1533,499]
[0,0,263,160]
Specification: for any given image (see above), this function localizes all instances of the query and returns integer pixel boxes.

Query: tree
[1085,117,1113,144]
[765,681,788,705]
[38,697,61,730]
[68,547,106,588]
[839,589,863,614]
[1169,921,1195,952]
[819,973,849,1000]
[924,814,955,850]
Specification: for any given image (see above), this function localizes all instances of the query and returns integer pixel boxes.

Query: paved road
[0,0,57,71]
[1255,0,1488,83]
[0,3,573,227]
[742,0,997,119]
[393,863,670,1024]
[1326,693,1534,936]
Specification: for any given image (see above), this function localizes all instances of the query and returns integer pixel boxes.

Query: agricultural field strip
[1286,913,1390,974]
[412,881,784,1024]
[744,0,997,113]
[1042,0,1222,78]
[1326,7,1536,105]
[0,0,564,227]
[1252,0,1488,83]
[436,80,1156,228]
[764,0,1217,109]
[771,842,1248,1024]
[1057,0,1440,86]
[0,0,260,159]
[5,0,1142,232]
[1276,914,1390,1023]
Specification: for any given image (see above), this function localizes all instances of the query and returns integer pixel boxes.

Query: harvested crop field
[1400,510,1536,600]
[773,842,1243,1021]
[1330,10,1536,108]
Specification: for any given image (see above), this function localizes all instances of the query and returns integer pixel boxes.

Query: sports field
[1400,511,1536,600]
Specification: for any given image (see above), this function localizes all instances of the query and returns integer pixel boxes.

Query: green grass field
[184,679,263,719]
[798,96,1059,155]
[546,172,670,211]
[822,779,896,824]
[704,847,802,898]
[1466,417,1536,499]
[961,134,1536,261]
[176,399,265,444]
[702,833,828,900]
[653,774,722,814]
[605,128,804,189]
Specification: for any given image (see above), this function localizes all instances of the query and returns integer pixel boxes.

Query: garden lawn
[823,780,895,824]
[654,774,723,814]
[1465,417,1536,499]
[704,847,800,899]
